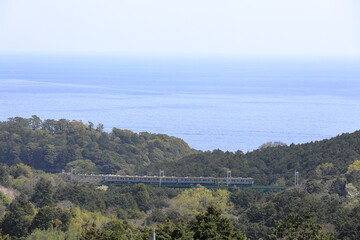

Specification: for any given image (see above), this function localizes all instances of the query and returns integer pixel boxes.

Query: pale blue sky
[0,0,359,57]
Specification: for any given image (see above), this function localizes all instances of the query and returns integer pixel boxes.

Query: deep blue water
[0,55,360,151]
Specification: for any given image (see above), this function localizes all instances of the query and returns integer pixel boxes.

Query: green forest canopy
[0,116,193,174]
[2,116,360,186]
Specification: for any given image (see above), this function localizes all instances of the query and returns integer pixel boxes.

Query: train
[62,173,255,187]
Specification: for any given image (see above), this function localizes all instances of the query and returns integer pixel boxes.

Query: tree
[347,160,360,173]
[31,177,54,207]
[101,220,141,240]
[55,184,106,212]
[315,163,336,177]
[270,212,334,240]
[0,197,34,238]
[79,223,104,240]
[230,189,261,210]
[334,205,360,240]
[190,206,247,240]
[88,121,95,131]
[131,184,152,212]
[65,159,98,174]
[79,221,141,240]
[30,206,72,232]
[258,142,287,150]
[29,115,42,130]
[170,186,232,219]
[96,124,104,132]
[0,165,9,187]
[10,163,33,178]
[155,220,193,240]
[0,234,10,240]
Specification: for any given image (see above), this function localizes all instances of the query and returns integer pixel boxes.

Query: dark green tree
[270,212,334,240]
[334,205,360,240]
[30,206,72,232]
[0,197,34,238]
[132,184,151,212]
[230,189,262,210]
[31,177,54,207]
[101,220,141,240]
[29,115,42,130]
[79,221,141,240]
[155,220,193,240]
[55,184,106,212]
[190,206,247,240]
[0,165,9,187]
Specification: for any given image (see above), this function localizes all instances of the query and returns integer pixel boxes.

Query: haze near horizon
[0,0,359,57]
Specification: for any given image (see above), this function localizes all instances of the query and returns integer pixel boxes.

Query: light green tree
[170,186,232,219]
[347,160,360,174]
[315,163,335,177]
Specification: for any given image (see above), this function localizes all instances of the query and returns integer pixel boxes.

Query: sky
[0,0,359,57]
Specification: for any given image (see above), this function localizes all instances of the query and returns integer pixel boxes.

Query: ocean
[0,55,360,152]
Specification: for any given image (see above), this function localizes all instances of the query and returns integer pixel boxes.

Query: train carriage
[64,172,254,187]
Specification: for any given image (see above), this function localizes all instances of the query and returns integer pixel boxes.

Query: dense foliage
[2,116,360,239]
[0,116,193,174]
[2,116,360,186]
[143,131,360,185]
[1,163,360,239]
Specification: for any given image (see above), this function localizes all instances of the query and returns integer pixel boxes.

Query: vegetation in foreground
[1,163,360,239]
[1,116,360,239]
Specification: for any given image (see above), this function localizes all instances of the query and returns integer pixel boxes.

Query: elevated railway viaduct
[61,170,285,191]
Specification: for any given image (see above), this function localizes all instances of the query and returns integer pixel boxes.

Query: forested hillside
[0,116,193,174]
[143,131,360,185]
[2,163,359,239]
[2,116,360,239]
[0,165,342,240]
[1,116,360,187]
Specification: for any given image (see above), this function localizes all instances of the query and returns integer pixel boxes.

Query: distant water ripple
[0,56,360,151]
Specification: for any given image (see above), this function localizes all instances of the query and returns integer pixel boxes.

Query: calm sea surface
[0,55,360,151]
